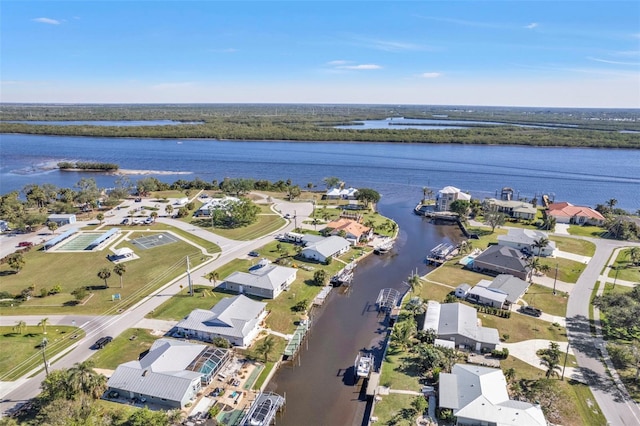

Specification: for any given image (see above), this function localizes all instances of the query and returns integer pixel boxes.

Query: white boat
[355,352,374,379]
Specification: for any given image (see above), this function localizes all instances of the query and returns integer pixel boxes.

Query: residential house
[175,295,267,347]
[435,186,471,212]
[466,282,508,309]
[324,218,373,244]
[223,264,297,299]
[301,236,351,263]
[484,198,537,220]
[477,274,531,306]
[439,364,547,426]
[194,196,239,217]
[454,283,471,299]
[423,301,500,351]
[547,201,605,226]
[497,228,555,257]
[472,245,530,280]
[106,338,231,409]
[325,187,358,200]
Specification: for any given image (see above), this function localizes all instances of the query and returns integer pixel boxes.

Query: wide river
[1,134,639,211]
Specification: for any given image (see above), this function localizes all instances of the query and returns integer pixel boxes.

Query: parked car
[519,306,542,317]
[284,213,291,219]
[17,241,33,248]
[121,218,130,225]
[144,217,153,224]
[134,197,142,202]
[210,387,222,397]
[248,251,259,257]
[93,336,113,349]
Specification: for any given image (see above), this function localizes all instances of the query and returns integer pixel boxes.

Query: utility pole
[613,266,619,289]
[294,210,297,231]
[41,337,49,376]
[561,342,570,380]
[187,256,193,296]
[553,263,559,295]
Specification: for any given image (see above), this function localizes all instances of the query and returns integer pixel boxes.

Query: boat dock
[283,322,310,358]
[330,261,357,286]
[313,285,333,306]
[426,242,457,265]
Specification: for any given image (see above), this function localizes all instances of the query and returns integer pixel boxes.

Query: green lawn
[424,262,489,289]
[192,213,286,241]
[147,285,225,321]
[372,393,417,426]
[538,257,587,283]
[522,284,568,317]
[149,190,189,199]
[550,236,596,257]
[0,326,85,381]
[89,328,159,369]
[481,312,567,343]
[0,232,210,316]
[380,347,422,391]
[567,224,607,238]
[501,356,606,426]
[609,248,640,283]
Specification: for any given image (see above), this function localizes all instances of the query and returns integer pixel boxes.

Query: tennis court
[131,232,179,250]
[56,233,104,251]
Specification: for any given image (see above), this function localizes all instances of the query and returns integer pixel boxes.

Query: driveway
[498,339,581,381]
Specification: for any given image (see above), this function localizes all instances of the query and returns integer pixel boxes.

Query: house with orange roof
[324,218,373,244]
[547,201,605,226]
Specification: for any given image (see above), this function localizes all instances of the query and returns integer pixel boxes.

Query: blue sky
[2,1,639,107]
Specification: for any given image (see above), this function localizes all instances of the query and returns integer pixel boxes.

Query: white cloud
[33,17,60,25]
[338,64,382,70]
[587,56,639,66]
[525,22,538,29]
[420,72,442,79]
[327,60,349,66]
[364,39,425,52]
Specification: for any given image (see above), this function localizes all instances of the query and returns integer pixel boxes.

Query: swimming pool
[458,255,476,266]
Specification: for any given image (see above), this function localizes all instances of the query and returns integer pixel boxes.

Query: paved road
[0,194,314,416]
[564,236,640,426]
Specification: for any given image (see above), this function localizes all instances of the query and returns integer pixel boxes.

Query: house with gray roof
[439,363,547,426]
[301,235,350,263]
[106,339,230,409]
[484,198,538,220]
[423,301,500,351]
[498,228,555,257]
[223,264,297,299]
[175,295,268,347]
[472,245,530,280]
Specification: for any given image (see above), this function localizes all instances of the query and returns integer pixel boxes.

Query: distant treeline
[1,104,638,149]
[57,161,119,171]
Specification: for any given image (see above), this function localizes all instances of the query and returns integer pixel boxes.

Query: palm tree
[533,237,549,259]
[626,247,640,266]
[527,257,541,283]
[607,198,618,210]
[150,211,158,222]
[542,215,556,231]
[113,263,126,288]
[96,213,104,224]
[256,336,275,363]
[38,317,49,335]
[540,354,562,378]
[97,267,111,287]
[407,273,422,294]
[205,270,219,286]
[13,320,27,335]
[46,221,58,235]
[165,204,174,217]
[68,360,98,395]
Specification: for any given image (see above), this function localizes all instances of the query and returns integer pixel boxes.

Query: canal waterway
[266,195,462,426]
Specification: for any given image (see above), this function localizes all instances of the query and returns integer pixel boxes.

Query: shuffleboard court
[131,233,179,250]
[56,233,104,251]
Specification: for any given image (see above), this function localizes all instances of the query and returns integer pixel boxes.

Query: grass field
[609,248,640,283]
[379,347,422,391]
[522,284,569,317]
[567,224,606,238]
[551,236,596,257]
[371,393,417,426]
[89,328,159,369]
[0,231,210,316]
[147,285,225,321]
[192,213,286,241]
[481,312,568,343]
[0,326,84,381]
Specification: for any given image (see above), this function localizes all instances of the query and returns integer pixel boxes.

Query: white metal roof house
[497,228,555,257]
[486,274,531,305]
[466,281,509,309]
[436,186,471,212]
[484,198,538,220]
[439,364,547,426]
[175,295,268,347]
[106,339,230,409]
[223,264,297,299]
[301,236,350,263]
[423,301,500,351]
[47,213,76,226]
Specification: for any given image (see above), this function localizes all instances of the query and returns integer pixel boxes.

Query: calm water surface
[1,134,638,211]
[3,120,202,126]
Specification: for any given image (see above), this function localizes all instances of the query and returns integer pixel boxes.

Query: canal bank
[265,197,463,426]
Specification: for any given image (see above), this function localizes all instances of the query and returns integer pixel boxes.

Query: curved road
[564,235,640,426]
